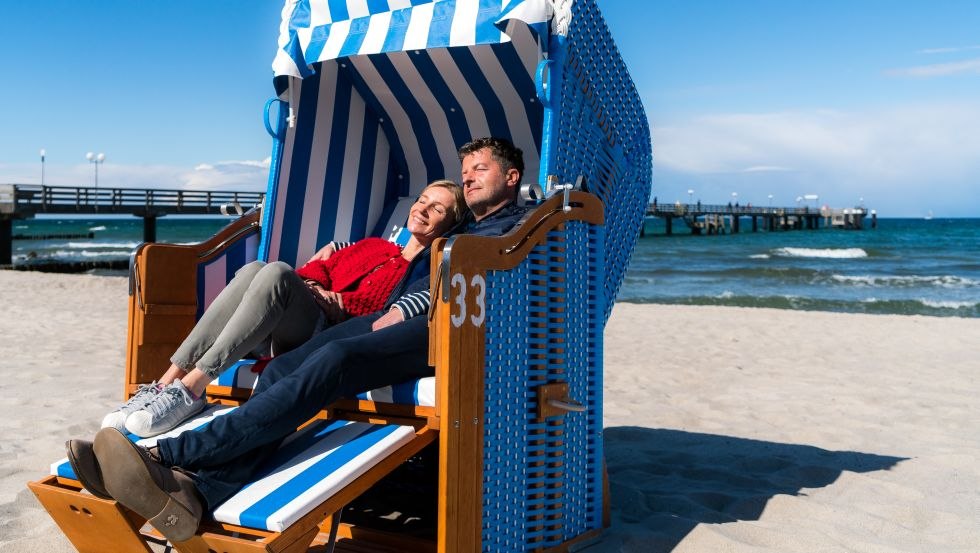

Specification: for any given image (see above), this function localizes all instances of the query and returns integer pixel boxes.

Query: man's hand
[372,308,405,331]
[307,243,336,264]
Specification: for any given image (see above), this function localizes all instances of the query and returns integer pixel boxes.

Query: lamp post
[40,149,46,185]
[767,194,773,207]
[687,189,694,205]
[86,152,105,210]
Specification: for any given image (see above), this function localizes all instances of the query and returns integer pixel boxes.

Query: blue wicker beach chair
[29,1,651,551]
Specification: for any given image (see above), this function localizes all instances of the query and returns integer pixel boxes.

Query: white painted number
[470,275,485,327]
[450,273,466,328]
[449,273,487,328]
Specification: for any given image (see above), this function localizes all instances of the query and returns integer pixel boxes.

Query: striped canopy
[272,0,557,78]
[262,0,561,265]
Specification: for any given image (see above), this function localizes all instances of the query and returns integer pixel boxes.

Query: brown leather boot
[65,439,112,500]
[93,427,204,543]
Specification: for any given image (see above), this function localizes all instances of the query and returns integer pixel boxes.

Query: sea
[9,215,980,318]
[623,217,980,318]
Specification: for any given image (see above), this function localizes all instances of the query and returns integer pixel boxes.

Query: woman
[104,180,466,437]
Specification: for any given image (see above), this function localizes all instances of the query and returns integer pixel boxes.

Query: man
[67,137,529,542]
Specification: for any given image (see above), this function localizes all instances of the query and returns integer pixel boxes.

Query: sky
[1,1,979,217]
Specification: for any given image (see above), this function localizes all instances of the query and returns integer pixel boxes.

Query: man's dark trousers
[155,312,431,508]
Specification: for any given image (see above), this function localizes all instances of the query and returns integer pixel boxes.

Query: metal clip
[555,183,573,213]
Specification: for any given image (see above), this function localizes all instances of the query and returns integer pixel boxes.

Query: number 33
[450,273,486,328]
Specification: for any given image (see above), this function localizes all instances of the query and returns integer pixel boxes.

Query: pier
[0,184,264,266]
[644,202,873,236]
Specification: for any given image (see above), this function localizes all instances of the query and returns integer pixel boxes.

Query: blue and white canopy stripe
[273,0,556,78]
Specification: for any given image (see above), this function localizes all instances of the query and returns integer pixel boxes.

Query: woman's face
[406,186,458,243]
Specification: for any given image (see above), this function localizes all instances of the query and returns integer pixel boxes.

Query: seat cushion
[211,418,416,531]
[211,359,436,407]
[52,406,417,533]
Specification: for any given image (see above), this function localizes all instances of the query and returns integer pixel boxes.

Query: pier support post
[665,216,673,236]
[143,215,158,243]
[751,216,758,232]
[0,218,11,266]
[732,216,740,233]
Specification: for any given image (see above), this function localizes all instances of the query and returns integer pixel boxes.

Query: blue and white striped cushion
[211,419,416,531]
[355,378,435,406]
[51,408,417,533]
[51,404,237,481]
[210,359,436,407]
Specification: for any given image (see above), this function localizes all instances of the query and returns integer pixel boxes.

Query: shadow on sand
[599,426,907,552]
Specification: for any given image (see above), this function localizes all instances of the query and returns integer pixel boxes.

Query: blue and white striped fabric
[273,0,554,78]
[51,404,237,481]
[51,409,415,534]
[209,360,437,407]
[211,419,416,531]
[197,232,261,317]
[354,377,435,405]
[263,0,549,268]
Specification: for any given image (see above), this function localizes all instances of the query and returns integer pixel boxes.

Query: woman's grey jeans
[170,261,322,379]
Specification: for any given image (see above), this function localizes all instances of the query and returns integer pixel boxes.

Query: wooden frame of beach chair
[29,0,651,550]
[28,190,606,553]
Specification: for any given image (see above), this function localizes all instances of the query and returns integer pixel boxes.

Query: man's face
[460,148,519,220]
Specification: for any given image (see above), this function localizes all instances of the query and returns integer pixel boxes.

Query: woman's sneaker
[125,380,205,438]
[101,382,163,432]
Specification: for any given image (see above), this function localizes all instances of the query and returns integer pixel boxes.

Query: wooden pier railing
[0,183,264,266]
[645,202,872,236]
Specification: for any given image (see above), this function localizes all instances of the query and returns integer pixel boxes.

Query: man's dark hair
[458,137,524,180]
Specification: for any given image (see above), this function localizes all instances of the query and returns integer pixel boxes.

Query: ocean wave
[773,247,868,259]
[64,241,140,249]
[749,254,771,259]
[919,299,978,309]
[832,274,979,288]
[622,294,979,317]
[47,249,132,259]
[88,225,107,231]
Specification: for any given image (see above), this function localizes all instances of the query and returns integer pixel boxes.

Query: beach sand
[1,271,978,552]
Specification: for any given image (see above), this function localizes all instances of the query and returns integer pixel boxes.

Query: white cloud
[0,158,270,192]
[918,45,980,55]
[652,103,980,216]
[886,58,980,78]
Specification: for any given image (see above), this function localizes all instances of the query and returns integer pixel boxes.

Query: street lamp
[86,151,105,187]
[40,149,46,185]
[767,194,773,207]
[86,152,105,210]
[687,189,694,205]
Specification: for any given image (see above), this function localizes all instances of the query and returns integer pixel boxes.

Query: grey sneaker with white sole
[125,380,205,438]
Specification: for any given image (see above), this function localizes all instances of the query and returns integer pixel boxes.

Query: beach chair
[28,0,651,551]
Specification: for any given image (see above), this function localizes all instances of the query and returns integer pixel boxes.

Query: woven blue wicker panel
[481,220,604,551]
[548,0,652,324]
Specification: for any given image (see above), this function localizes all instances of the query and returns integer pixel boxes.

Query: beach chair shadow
[599,426,906,552]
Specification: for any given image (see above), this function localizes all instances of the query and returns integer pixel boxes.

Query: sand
[1,271,978,552]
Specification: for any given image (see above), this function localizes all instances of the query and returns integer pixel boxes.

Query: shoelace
[120,381,160,411]
[144,386,194,418]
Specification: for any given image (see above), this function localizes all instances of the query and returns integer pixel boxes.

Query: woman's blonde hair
[421,179,468,225]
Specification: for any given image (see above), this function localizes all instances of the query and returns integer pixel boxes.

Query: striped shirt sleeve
[391,290,431,320]
[330,240,354,252]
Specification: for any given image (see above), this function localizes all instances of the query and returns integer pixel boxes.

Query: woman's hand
[310,285,346,323]
[371,308,405,331]
[307,243,336,264]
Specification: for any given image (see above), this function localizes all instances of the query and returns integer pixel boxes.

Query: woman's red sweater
[294,237,409,317]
